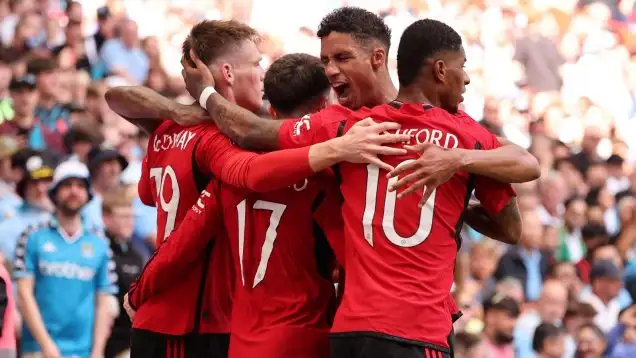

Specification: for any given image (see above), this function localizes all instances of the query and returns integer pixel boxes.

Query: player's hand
[41,339,61,358]
[387,142,463,207]
[181,48,215,102]
[123,293,136,321]
[338,118,409,171]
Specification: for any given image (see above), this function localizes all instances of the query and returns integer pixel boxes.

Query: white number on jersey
[236,199,287,288]
[150,165,180,238]
[362,161,437,247]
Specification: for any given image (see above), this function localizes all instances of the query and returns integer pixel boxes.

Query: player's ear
[268,105,278,119]
[433,59,446,84]
[221,63,234,85]
[370,47,386,71]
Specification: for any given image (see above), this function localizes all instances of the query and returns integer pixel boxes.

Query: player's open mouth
[332,83,351,103]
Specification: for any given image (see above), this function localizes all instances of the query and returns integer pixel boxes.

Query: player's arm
[13,231,59,356]
[200,119,409,192]
[128,181,222,309]
[463,198,522,245]
[104,86,209,135]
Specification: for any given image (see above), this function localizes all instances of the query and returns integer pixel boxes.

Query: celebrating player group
[105,6,540,358]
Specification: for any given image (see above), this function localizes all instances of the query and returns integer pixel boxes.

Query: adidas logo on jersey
[39,260,95,281]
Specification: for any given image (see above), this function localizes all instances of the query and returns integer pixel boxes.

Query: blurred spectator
[606,155,629,195]
[563,302,599,357]
[547,261,583,300]
[0,150,53,261]
[101,187,143,358]
[576,222,610,283]
[556,196,588,263]
[537,173,567,227]
[514,280,568,358]
[0,74,37,144]
[29,57,71,155]
[605,305,636,357]
[570,126,604,176]
[13,160,117,358]
[576,323,608,358]
[454,332,488,358]
[580,260,624,332]
[99,19,149,85]
[494,210,550,301]
[0,249,15,356]
[482,292,520,358]
[82,146,128,232]
[89,6,116,53]
[532,323,566,358]
[0,136,19,216]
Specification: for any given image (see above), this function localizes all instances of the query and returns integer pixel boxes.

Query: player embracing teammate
[107,7,541,358]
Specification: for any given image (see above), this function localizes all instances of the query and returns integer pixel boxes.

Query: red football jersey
[135,120,233,335]
[220,171,343,358]
[278,104,515,349]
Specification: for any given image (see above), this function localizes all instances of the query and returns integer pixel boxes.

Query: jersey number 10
[362,161,437,248]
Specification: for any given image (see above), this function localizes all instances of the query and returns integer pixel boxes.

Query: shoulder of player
[307,104,353,124]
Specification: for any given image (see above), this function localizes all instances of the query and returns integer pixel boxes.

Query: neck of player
[55,210,83,237]
[393,82,437,107]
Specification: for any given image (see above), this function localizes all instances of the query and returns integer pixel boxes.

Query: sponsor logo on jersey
[152,129,197,152]
[292,115,311,136]
[81,243,94,258]
[42,241,56,253]
[39,260,95,281]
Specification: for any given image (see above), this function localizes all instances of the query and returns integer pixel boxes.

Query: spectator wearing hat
[0,74,37,143]
[0,136,20,217]
[13,159,117,358]
[0,150,54,260]
[29,58,72,156]
[482,292,520,358]
[82,146,128,232]
[532,323,566,358]
[580,260,624,333]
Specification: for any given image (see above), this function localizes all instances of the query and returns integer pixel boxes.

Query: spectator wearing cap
[0,150,54,260]
[0,136,20,217]
[482,292,520,358]
[494,210,550,302]
[580,245,634,311]
[0,74,37,143]
[556,196,588,263]
[29,58,72,155]
[532,323,566,358]
[82,146,128,233]
[13,159,117,358]
[99,19,149,85]
[580,260,624,332]
[91,7,116,53]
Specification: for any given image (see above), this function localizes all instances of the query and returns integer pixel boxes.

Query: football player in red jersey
[107,21,409,358]
[123,53,347,358]
[179,17,531,358]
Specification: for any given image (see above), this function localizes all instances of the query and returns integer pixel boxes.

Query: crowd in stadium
[0,0,633,357]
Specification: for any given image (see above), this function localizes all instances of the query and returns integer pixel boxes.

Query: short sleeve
[138,155,154,206]
[13,228,38,279]
[97,245,118,295]
[473,176,517,217]
[277,105,352,149]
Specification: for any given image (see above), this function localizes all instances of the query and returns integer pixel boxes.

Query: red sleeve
[277,105,352,149]
[195,127,319,192]
[128,180,222,309]
[473,176,517,216]
[314,181,345,265]
[137,155,154,207]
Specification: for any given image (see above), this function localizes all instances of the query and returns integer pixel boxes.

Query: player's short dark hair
[532,323,563,353]
[182,20,259,66]
[396,19,462,86]
[317,7,391,50]
[264,53,329,116]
